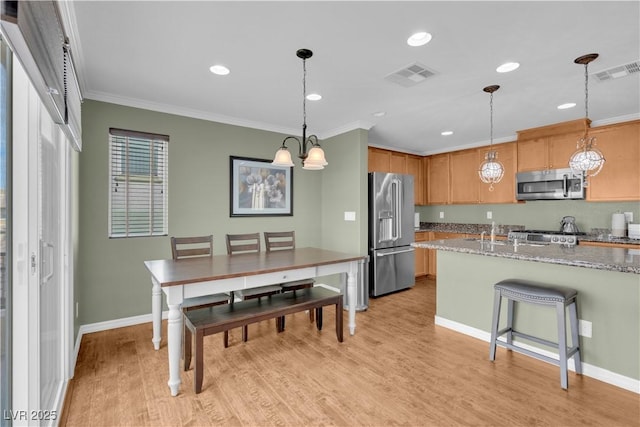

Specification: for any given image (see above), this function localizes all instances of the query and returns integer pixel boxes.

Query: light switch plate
[439,212,444,219]
[344,211,356,221]
[486,211,492,219]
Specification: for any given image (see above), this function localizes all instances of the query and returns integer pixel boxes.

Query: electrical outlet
[344,211,356,221]
[579,319,592,338]
[439,212,444,219]
[486,211,492,219]
[76,302,79,318]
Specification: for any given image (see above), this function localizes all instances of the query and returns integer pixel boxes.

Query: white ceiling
[64,1,640,155]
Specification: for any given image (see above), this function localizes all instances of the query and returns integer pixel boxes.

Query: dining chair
[171,235,232,351]
[264,231,315,329]
[225,233,282,342]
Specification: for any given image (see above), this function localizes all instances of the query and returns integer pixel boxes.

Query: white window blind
[109,128,168,238]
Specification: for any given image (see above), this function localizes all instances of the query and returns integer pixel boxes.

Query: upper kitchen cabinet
[449,149,478,204]
[390,151,407,174]
[586,120,640,201]
[448,142,517,204]
[478,142,517,203]
[427,153,450,204]
[516,119,590,172]
[368,147,426,204]
[406,154,426,205]
[368,147,392,173]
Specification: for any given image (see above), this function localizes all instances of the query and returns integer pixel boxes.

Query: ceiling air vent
[385,62,436,87]
[593,60,640,82]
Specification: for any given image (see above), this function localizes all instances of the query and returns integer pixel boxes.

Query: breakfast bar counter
[413,238,640,393]
[412,238,640,274]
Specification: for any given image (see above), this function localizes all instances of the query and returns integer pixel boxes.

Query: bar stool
[489,279,582,389]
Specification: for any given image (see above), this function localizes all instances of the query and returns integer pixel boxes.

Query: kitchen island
[412,238,640,393]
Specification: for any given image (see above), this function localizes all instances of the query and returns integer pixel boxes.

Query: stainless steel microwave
[516,168,585,200]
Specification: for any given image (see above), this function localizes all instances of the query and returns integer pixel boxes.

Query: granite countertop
[412,238,640,274]
[414,222,523,236]
[578,235,640,246]
[414,222,640,246]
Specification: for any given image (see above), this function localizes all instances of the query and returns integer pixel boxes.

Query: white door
[37,113,63,414]
[11,55,68,426]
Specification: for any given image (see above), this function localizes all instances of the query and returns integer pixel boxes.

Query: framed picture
[230,156,293,217]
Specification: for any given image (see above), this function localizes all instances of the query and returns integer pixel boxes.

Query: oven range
[507,230,584,245]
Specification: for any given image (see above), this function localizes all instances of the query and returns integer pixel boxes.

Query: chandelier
[568,53,605,185]
[478,85,504,191]
[272,49,327,170]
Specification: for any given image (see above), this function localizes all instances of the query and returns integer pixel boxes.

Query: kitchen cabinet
[516,119,589,172]
[427,153,450,205]
[517,132,582,172]
[390,151,407,174]
[586,120,640,201]
[450,149,478,204]
[406,154,426,205]
[368,147,426,204]
[414,231,429,277]
[368,147,391,173]
[449,142,517,204]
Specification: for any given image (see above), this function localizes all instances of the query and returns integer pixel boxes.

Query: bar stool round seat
[489,279,582,389]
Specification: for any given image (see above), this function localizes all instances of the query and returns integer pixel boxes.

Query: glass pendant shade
[478,85,503,190]
[569,53,604,184]
[478,150,504,191]
[272,146,294,167]
[302,145,327,170]
[569,136,605,178]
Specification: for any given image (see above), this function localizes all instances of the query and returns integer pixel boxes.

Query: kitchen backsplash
[415,200,640,233]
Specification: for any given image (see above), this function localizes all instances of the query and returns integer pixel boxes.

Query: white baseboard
[74,310,169,364]
[435,315,640,394]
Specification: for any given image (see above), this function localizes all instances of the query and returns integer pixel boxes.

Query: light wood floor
[62,277,639,426]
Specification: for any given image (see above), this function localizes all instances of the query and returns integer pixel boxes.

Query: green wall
[437,251,639,381]
[320,128,368,255]
[78,100,368,331]
[416,200,640,233]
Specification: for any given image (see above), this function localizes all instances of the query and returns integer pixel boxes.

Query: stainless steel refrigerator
[368,172,415,297]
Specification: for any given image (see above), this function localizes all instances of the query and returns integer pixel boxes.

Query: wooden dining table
[144,247,366,396]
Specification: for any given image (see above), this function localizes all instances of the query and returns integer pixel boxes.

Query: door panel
[39,123,62,412]
[371,247,415,296]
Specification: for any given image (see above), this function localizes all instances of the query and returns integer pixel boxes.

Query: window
[109,128,168,238]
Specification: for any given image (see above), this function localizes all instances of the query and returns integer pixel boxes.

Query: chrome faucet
[490,221,496,243]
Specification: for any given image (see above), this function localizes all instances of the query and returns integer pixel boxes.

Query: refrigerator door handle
[376,248,415,256]
[392,178,402,241]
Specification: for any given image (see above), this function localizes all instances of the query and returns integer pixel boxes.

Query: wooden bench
[183,286,344,393]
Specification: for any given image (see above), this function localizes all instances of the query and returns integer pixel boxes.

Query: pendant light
[478,85,504,191]
[568,53,605,185]
[272,49,327,170]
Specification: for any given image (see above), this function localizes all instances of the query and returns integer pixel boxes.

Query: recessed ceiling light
[496,62,520,73]
[209,65,230,75]
[557,102,577,110]
[306,93,322,101]
[441,131,453,136]
[407,32,432,47]
[372,111,386,117]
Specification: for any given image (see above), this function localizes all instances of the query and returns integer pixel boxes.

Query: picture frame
[229,156,293,217]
